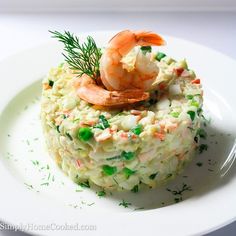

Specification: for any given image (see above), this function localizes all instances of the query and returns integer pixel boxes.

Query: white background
[0,2,236,236]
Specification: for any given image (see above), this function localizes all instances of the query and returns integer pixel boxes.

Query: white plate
[0,31,235,236]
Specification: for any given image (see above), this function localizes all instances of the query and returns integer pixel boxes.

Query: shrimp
[100,30,165,91]
[75,74,149,107]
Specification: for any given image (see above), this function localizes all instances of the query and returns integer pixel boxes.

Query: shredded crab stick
[100,30,165,91]
[75,74,149,106]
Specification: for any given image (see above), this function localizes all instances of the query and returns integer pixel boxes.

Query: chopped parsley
[198,144,208,154]
[149,172,158,180]
[97,190,106,197]
[56,125,60,133]
[187,111,196,121]
[65,132,73,140]
[119,199,132,208]
[166,183,192,203]
[196,162,203,167]
[186,95,194,100]
[140,46,152,55]
[123,167,136,179]
[121,151,135,161]
[155,52,166,61]
[196,128,207,139]
[77,180,90,188]
[48,80,54,87]
[131,185,139,193]
[94,115,110,130]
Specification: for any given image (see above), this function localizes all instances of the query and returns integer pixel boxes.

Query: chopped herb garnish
[31,160,39,165]
[166,183,192,202]
[155,52,166,61]
[102,165,117,176]
[194,136,199,143]
[94,115,110,130]
[48,80,54,87]
[123,167,136,179]
[56,125,60,133]
[149,172,158,180]
[140,46,152,55]
[198,144,208,154]
[24,183,33,189]
[78,180,90,188]
[77,127,93,142]
[166,173,173,179]
[196,128,207,139]
[97,190,106,197]
[119,199,132,208]
[186,95,194,100]
[131,185,139,193]
[196,162,203,167]
[65,132,73,141]
[40,182,49,186]
[187,111,196,121]
[87,202,95,206]
[121,151,135,161]
[171,112,180,118]
[106,155,122,161]
[50,30,102,79]
[197,108,203,116]
[131,124,143,135]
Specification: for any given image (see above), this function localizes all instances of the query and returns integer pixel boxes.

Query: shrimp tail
[134,30,166,46]
[75,75,149,107]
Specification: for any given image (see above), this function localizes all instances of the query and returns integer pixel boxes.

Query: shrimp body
[75,75,149,107]
[100,30,165,91]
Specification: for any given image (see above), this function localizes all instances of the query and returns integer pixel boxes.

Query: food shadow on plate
[101,124,236,211]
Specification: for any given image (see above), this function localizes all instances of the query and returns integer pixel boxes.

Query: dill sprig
[49,30,102,79]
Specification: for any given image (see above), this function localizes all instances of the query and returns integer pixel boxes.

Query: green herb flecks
[50,30,102,79]
[123,167,136,179]
[119,199,132,208]
[131,185,139,193]
[106,155,122,161]
[196,128,207,139]
[198,144,208,154]
[77,180,90,188]
[65,132,73,141]
[186,95,194,100]
[187,111,196,121]
[155,52,166,61]
[196,162,203,167]
[149,172,158,180]
[94,115,110,130]
[140,46,152,55]
[97,190,106,197]
[24,183,34,189]
[166,183,192,203]
[48,80,54,87]
[121,151,135,161]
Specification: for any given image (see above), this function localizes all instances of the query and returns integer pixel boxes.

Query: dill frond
[49,30,102,80]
